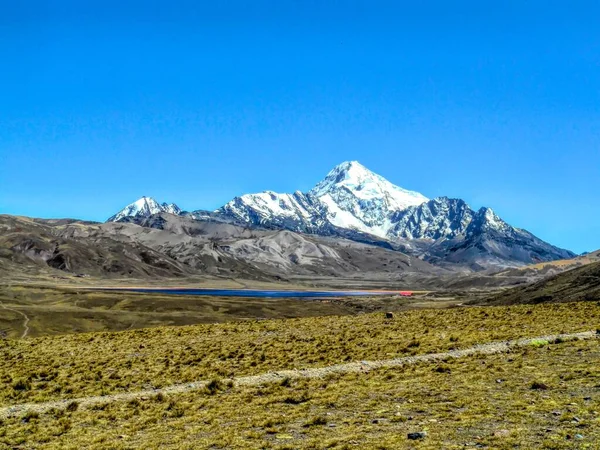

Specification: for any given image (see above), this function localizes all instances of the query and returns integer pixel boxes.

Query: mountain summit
[107,196,182,222]
[311,161,428,210]
[217,161,428,237]
[309,161,428,234]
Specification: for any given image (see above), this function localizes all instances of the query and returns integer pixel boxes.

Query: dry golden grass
[0,284,359,339]
[1,332,598,449]
[1,301,599,407]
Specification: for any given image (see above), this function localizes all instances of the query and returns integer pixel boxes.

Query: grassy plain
[0,283,461,339]
[8,341,600,449]
[1,278,599,449]
[0,309,599,448]
[0,301,598,405]
[0,284,361,339]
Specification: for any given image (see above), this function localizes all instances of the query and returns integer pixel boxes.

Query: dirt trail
[0,330,596,419]
[0,301,30,339]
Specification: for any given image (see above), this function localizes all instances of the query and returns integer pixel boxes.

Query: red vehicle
[399,291,413,297]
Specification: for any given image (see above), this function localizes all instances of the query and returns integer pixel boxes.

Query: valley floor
[0,301,599,448]
[0,282,469,339]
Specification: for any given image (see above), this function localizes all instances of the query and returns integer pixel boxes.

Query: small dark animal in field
[385,312,394,319]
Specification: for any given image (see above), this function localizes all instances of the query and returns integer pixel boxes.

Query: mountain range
[108,161,574,270]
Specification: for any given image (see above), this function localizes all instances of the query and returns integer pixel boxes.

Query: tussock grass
[0,301,599,407]
[2,333,599,448]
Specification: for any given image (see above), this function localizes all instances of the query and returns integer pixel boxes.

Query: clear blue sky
[1,1,598,253]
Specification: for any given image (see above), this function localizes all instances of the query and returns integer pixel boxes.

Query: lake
[113,288,395,298]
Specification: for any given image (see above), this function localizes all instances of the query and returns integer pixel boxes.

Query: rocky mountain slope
[0,214,444,282]
[391,197,574,270]
[0,215,191,278]
[107,161,574,269]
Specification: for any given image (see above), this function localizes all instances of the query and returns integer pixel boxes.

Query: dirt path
[0,301,30,339]
[0,330,596,419]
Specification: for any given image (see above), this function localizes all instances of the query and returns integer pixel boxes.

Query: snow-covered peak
[306,161,428,234]
[217,161,431,238]
[107,196,182,222]
[310,161,428,210]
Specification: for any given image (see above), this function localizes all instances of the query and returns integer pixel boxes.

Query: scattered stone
[531,381,549,390]
[328,423,336,428]
[493,429,510,437]
[407,431,427,440]
[572,416,581,423]
[584,396,592,401]
[545,429,553,433]
[575,434,584,440]
[551,410,562,416]
[495,379,503,383]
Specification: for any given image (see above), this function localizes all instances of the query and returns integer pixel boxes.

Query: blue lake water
[116,288,392,298]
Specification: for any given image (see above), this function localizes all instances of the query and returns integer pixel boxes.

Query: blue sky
[1,1,598,253]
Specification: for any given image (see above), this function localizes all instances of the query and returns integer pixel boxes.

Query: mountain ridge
[106,161,574,269]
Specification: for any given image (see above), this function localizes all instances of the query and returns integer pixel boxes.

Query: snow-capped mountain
[107,196,182,222]
[107,161,575,268]
[216,161,428,237]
